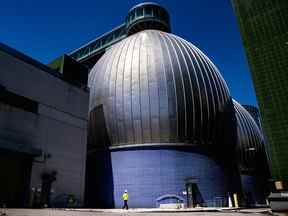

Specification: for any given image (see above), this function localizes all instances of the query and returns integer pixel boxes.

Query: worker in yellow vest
[122,190,129,210]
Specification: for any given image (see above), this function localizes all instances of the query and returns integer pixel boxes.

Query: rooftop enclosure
[126,2,171,35]
[67,3,171,69]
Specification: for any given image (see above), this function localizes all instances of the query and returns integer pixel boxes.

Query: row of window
[71,27,126,60]
[71,5,170,61]
[126,5,169,25]
[0,85,38,114]
[71,6,170,61]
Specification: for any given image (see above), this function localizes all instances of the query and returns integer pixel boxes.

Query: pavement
[0,208,277,216]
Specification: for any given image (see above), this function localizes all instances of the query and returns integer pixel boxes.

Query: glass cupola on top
[125,2,171,35]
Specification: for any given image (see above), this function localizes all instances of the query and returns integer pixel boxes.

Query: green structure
[231,0,288,192]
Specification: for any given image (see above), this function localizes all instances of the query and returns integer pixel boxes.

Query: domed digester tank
[125,2,171,35]
[87,30,240,208]
[233,100,270,206]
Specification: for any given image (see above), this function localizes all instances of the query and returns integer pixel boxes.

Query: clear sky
[0,0,258,106]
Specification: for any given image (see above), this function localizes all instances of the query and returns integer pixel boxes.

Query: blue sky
[0,0,258,106]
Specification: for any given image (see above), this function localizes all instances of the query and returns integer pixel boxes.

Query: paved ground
[0,208,278,216]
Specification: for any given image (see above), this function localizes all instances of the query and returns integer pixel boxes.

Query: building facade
[231,0,288,192]
[0,43,88,207]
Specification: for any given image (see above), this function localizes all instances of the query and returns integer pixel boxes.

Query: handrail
[156,194,185,202]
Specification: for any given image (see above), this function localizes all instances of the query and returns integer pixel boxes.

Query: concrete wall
[0,47,88,205]
[109,148,234,208]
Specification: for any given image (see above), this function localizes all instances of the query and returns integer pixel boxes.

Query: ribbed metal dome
[89,30,231,147]
[233,100,265,171]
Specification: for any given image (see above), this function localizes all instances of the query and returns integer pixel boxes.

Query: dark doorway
[186,179,204,207]
[0,150,33,207]
[85,105,114,208]
[39,171,57,207]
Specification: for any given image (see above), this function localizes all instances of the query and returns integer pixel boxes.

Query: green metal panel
[232,0,288,187]
[47,55,88,86]
[47,55,64,73]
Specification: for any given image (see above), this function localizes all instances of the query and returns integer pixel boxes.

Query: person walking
[122,190,129,210]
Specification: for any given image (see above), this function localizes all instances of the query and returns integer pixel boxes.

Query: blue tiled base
[241,174,268,206]
[111,148,234,208]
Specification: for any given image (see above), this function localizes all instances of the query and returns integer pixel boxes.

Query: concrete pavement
[1,208,275,216]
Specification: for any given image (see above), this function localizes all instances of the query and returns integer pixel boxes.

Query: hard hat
[125,189,128,193]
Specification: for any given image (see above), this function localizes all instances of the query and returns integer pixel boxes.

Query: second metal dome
[233,100,266,172]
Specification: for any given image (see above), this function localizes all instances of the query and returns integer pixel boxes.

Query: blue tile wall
[241,174,269,206]
[110,148,235,208]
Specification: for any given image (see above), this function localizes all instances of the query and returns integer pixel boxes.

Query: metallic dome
[89,30,231,147]
[233,100,265,171]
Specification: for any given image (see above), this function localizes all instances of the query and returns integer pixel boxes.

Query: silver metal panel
[131,34,142,143]
[115,39,130,144]
[157,33,177,141]
[108,42,126,144]
[163,34,185,141]
[176,38,202,141]
[146,32,160,142]
[150,31,170,142]
[123,34,137,143]
[174,38,194,141]
[139,33,151,143]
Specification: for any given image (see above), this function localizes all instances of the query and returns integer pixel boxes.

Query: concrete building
[0,43,88,207]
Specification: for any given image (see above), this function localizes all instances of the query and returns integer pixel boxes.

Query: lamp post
[29,187,36,208]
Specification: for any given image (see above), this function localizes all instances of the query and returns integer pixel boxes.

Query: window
[154,8,159,17]
[145,6,152,16]
[130,11,135,22]
[0,86,38,113]
[136,7,143,17]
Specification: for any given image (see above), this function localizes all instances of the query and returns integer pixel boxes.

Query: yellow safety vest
[122,193,128,201]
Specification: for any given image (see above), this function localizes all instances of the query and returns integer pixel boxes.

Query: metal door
[186,182,197,208]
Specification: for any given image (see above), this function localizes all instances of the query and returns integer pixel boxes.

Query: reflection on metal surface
[89,30,231,147]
